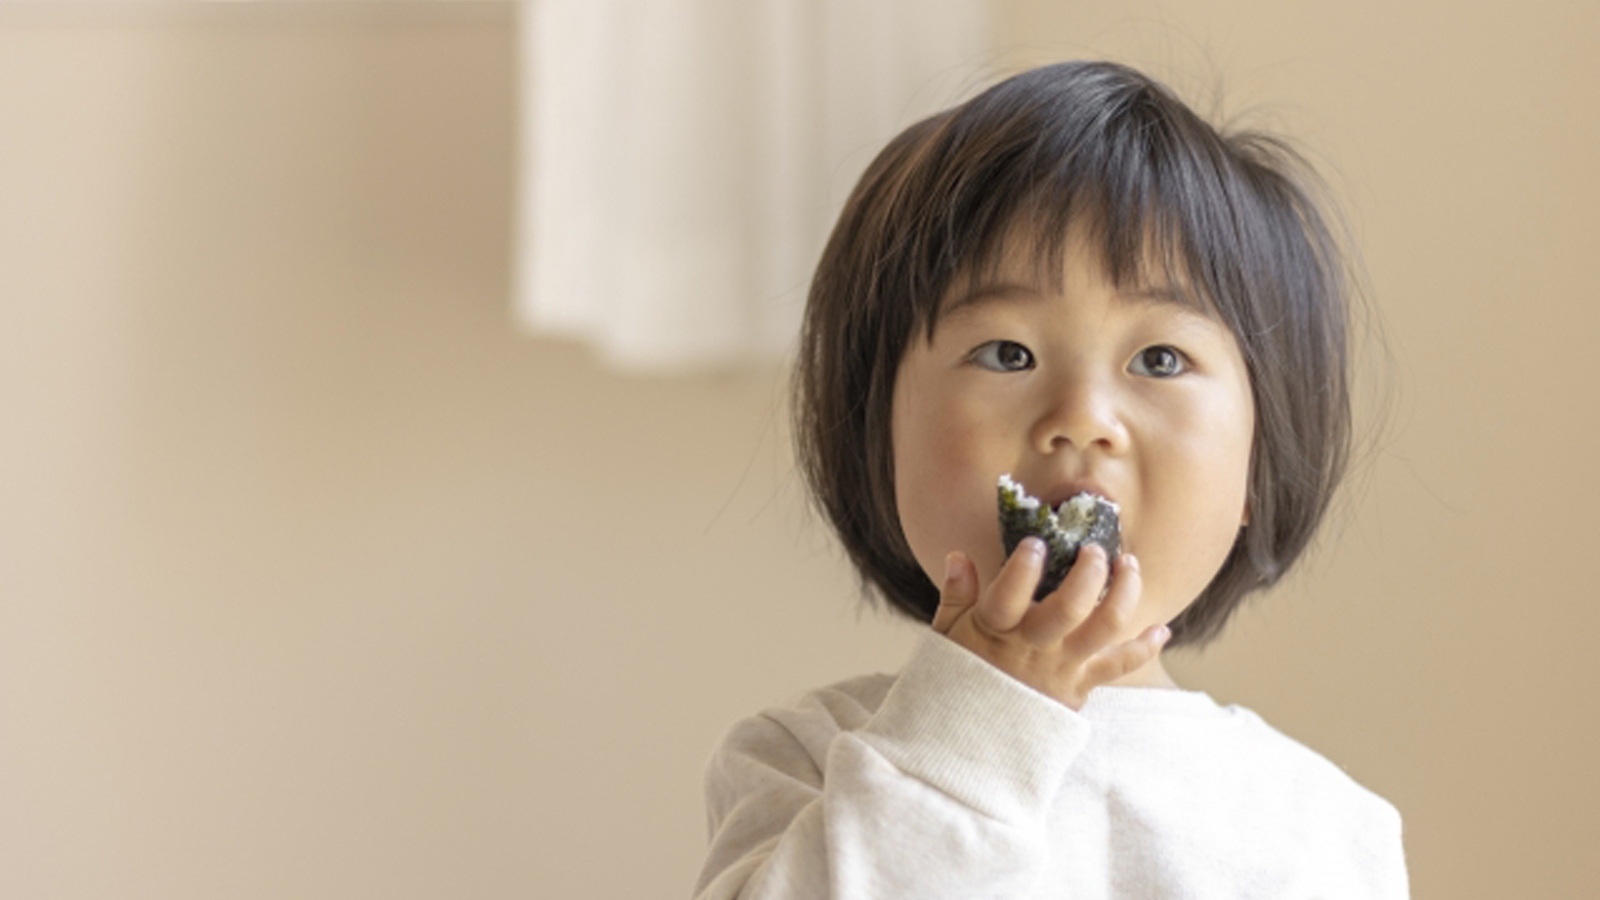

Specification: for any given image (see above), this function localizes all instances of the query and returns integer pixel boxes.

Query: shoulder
[1219,706,1411,893]
[782,669,899,728]
[705,668,897,778]
[1225,705,1404,833]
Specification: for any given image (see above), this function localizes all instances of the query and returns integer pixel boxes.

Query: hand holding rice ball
[929,474,1168,710]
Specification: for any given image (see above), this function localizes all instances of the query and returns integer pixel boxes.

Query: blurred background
[1,1,1596,897]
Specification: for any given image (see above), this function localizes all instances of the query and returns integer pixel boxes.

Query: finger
[976,537,1045,635]
[1019,543,1109,646]
[1064,551,1141,659]
[931,551,976,634]
[1081,621,1172,687]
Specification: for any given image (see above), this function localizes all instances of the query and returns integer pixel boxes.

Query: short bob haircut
[791,60,1366,649]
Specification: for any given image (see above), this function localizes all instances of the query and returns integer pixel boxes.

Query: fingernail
[1154,625,1172,644]
[1124,553,1139,572]
[1026,537,1046,559]
[943,552,960,582]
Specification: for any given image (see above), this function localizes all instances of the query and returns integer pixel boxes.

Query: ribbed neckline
[1077,684,1228,720]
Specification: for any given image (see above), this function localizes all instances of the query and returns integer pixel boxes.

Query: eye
[1128,345,1189,378]
[970,340,1034,372]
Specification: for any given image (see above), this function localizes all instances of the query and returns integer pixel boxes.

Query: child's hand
[931,537,1171,711]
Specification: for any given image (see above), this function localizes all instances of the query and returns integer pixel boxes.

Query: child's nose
[1030,373,1128,455]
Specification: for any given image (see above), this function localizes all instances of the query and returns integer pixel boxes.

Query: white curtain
[513,0,995,373]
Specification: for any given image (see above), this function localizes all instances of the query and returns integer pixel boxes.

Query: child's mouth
[997,473,1122,602]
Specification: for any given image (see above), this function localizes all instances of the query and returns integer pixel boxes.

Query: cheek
[894,416,972,534]
[1185,392,1254,515]
[891,389,999,581]
[1137,389,1255,591]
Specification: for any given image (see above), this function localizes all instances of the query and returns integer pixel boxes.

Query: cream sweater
[694,630,1409,899]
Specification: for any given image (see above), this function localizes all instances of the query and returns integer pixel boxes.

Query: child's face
[890,222,1255,660]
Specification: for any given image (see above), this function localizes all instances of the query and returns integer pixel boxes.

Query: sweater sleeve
[692,631,1093,900]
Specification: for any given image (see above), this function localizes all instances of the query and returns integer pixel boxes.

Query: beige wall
[1,1,1595,897]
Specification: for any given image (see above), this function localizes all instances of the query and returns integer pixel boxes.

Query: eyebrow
[939,281,1210,322]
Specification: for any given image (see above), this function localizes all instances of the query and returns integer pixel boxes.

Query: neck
[1104,654,1180,690]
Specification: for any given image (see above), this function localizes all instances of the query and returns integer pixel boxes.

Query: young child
[694,61,1408,898]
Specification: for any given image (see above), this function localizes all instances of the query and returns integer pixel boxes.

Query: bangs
[910,64,1254,344]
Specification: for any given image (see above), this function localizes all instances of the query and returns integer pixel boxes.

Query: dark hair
[790,60,1374,649]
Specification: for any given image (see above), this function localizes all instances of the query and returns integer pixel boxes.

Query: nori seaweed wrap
[998,473,1121,603]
